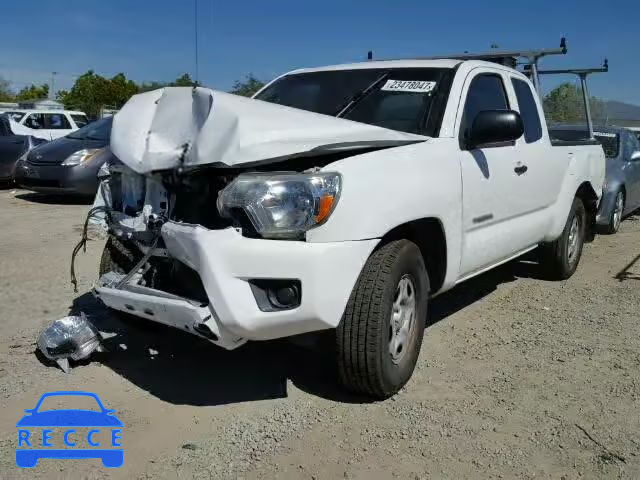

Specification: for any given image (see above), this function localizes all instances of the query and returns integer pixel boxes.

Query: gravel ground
[1,187,639,479]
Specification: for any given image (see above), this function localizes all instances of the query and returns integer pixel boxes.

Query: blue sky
[1,0,639,104]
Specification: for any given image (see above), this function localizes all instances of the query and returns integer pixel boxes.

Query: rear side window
[593,132,620,158]
[71,114,89,128]
[45,113,71,129]
[624,131,640,156]
[461,74,509,140]
[512,78,542,143]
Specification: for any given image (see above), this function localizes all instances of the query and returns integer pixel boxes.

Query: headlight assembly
[61,148,102,166]
[217,172,341,239]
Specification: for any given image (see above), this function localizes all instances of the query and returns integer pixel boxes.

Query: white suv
[7,110,89,140]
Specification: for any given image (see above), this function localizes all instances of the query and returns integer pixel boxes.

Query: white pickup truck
[89,58,605,398]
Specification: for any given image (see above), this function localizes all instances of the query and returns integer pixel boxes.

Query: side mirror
[630,151,640,162]
[467,110,524,150]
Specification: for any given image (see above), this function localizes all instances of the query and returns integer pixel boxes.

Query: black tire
[337,239,429,399]
[603,190,624,235]
[539,197,586,280]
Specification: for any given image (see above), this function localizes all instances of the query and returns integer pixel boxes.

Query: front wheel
[336,239,429,399]
[603,191,624,234]
[539,197,586,280]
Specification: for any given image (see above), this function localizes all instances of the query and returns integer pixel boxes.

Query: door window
[460,74,509,142]
[24,113,45,129]
[511,78,542,143]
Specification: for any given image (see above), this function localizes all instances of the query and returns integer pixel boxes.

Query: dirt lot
[0,187,639,480]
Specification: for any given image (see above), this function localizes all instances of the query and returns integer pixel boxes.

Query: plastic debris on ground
[37,313,104,373]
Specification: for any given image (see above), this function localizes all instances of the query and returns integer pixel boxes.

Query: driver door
[457,70,537,277]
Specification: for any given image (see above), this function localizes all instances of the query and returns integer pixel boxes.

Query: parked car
[593,127,640,233]
[0,114,47,183]
[9,109,89,140]
[14,117,112,196]
[92,59,605,399]
[548,125,640,233]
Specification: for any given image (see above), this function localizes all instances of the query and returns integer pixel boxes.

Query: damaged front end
[83,86,419,348]
[91,161,246,349]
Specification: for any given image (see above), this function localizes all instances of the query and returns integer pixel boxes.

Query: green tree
[15,83,49,101]
[0,76,14,102]
[138,80,167,93]
[57,70,138,118]
[170,73,197,87]
[138,73,198,93]
[107,73,139,107]
[230,74,265,97]
[543,82,606,124]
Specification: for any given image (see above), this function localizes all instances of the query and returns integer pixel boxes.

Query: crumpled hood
[110,87,427,174]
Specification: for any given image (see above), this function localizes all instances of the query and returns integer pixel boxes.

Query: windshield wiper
[334,71,390,117]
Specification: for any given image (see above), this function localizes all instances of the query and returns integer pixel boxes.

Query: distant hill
[604,100,640,121]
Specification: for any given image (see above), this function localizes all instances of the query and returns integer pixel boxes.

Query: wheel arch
[377,217,447,294]
[575,182,599,241]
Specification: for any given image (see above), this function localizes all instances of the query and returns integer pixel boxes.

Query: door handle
[514,165,528,175]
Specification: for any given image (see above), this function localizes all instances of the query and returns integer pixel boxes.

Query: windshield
[594,132,620,158]
[67,117,112,141]
[254,68,452,135]
[6,111,25,122]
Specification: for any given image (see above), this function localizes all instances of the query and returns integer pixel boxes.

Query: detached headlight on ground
[61,148,102,166]
[217,172,341,239]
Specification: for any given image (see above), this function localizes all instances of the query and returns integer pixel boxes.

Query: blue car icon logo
[16,391,123,468]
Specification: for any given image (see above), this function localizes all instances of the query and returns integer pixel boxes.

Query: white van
[6,109,89,140]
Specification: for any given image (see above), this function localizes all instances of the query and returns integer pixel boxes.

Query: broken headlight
[217,172,341,239]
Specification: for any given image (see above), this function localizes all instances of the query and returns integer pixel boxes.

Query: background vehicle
[10,109,89,140]
[0,114,47,183]
[14,117,112,196]
[550,125,640,233]
[594,127,640,232]
[91,46,605,399]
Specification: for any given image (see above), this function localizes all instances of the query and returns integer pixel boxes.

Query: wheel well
[576,182,599,241]
[379,218,447,294]
[576,182,599,214]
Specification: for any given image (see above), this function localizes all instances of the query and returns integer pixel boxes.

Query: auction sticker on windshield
[15,391,123,468]
[381,80,437,93]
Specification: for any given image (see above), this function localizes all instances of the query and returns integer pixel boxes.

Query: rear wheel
[539,197,586,280]
[337,239,429,399]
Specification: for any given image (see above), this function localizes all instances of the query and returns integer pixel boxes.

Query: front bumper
[94,223,378,349]
[14,161,99,196]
